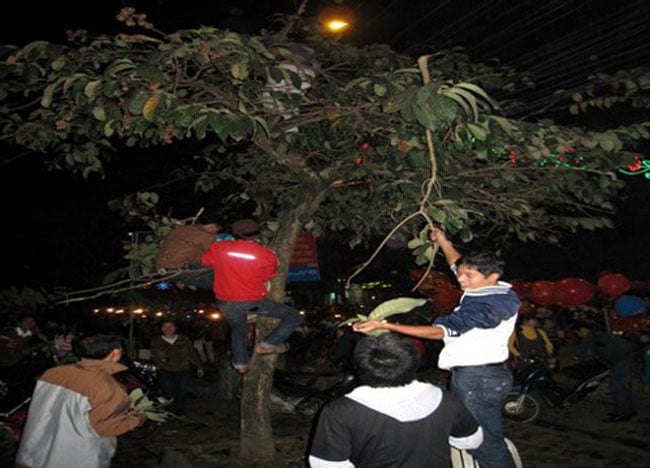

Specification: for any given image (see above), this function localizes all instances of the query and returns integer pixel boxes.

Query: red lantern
[431,287,462,315]
[554,278,595,307]
[597,273,631,297]
[529,281,557,306]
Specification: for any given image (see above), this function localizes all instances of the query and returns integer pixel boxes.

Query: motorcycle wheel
[502,392,540,423]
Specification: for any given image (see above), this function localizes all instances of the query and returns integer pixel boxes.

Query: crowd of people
[1,223,649,467]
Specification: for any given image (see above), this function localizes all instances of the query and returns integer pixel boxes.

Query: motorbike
[272,367,358,416]
[502,355,609,423]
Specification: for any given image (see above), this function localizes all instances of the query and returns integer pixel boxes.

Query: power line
[509,1,646,70]
[403,0,504,55]
[468,0,578,59]
[389,0,453,44]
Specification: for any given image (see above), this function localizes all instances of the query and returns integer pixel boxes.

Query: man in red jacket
[201,220,304,374]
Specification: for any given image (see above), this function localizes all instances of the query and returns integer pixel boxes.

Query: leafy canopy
[0,12,648,280]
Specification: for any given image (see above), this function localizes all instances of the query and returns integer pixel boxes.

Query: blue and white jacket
[434,282,520,370]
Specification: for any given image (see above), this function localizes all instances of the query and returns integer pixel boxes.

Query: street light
[318,5,354,37]
[325,19,349,33]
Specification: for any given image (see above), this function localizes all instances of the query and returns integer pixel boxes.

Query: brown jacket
[156,223,218,270]
[15,359,144,468]
[150,334,203,372]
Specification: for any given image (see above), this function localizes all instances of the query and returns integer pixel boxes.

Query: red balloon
[431,287,462,314]
[510,280,533,299]
[597,273,631,297]
[529,281,557,306]
[554,278,595,307]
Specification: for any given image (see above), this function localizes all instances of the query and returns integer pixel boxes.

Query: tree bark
[236,188,327,464]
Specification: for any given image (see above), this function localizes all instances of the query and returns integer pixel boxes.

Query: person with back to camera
[14,334,148,468]
[353,227,520,468]
[570,320,638,422]
[200,219,304,375]
[308,332,483,467]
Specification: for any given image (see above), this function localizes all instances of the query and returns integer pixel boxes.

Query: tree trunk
[235,188,327,464]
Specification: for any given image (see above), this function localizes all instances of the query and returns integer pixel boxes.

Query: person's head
[569,320,594,338]
[73,334,122,361]
[160,320,177,337]
[352,333,420,387]
[16,313,36,332]
[520,315,539,327]
[456,252,504,291]
[231,219,260,240]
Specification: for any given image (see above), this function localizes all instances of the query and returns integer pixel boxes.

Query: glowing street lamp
[326,19,349,33]
[318,5,354,37]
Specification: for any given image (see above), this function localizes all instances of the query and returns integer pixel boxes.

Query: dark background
[1,0,649,290]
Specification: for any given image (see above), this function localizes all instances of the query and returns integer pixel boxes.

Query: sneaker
[233,364,250,375]
[254,342,290,355]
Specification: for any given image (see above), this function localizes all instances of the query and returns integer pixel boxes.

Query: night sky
[1,0,649,290]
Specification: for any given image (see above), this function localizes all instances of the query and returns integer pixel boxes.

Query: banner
[287,233,320,282]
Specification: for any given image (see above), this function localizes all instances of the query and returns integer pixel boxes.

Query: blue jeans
[218,299,304,367]
[158,370,191,414]
[172,266,213,291]
[451,365,516,468]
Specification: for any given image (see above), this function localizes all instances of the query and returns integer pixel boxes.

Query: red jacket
[201,240,278,301]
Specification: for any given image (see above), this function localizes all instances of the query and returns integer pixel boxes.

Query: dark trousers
[609,359,636,415]
[159,370,191,414]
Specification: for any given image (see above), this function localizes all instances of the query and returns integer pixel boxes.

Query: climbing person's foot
[254,342,290,355]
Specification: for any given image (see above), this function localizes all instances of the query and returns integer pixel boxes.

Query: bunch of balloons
[518,277,595,307]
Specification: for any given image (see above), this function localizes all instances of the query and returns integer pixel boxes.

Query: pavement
[111,364,650,468]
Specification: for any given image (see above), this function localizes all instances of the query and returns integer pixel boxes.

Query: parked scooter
[502,355,609,423]
[272,368,357,416]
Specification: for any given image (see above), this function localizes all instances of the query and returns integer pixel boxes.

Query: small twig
[53,269,203,305]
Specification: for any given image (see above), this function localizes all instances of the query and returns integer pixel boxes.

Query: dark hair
[160,319,177,328]
[16,313,36,323]
[73,334,122,359]
[569,320,594,332]
[457,252,504,277]
[352,333,420,387]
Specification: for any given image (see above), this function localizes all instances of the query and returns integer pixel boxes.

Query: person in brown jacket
[155,223,219,290]
[150,320,204,415]
[15,334,147,468]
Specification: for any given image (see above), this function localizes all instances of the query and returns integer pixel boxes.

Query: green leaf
[84,80,102,100]
[106,58,137,76]
[448,87,480,121]
[231,62,249,80]
[467,122,488,141]
[373,83,387,97]
[128,91,150,115]
[368,297,428,321]
[454,82,497,108]
[407,238,425,249]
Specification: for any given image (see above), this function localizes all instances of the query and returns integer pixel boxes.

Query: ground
[112,361,650,468]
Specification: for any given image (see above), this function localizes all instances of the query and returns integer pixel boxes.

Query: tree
[1,8,647,463]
